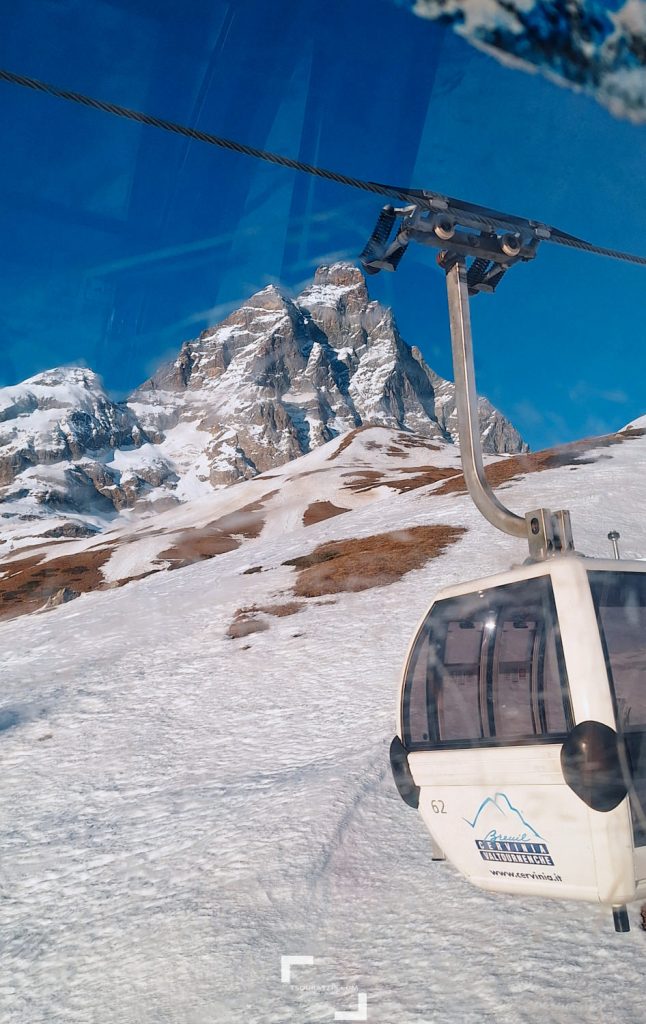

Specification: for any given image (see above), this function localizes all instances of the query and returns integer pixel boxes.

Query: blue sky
[0,0,644,450]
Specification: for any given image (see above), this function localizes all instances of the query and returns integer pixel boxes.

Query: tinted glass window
[405,625,433,746]
[589,572,646,729]
[402,577,572,749]
[589,571,646,846]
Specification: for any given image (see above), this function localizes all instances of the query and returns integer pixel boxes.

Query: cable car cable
[1,66,645,269]
[0,67,417,202]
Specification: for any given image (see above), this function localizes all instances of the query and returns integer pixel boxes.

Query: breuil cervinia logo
[464,792,554,866]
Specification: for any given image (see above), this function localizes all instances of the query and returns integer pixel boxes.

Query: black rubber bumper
[390,736,420,809]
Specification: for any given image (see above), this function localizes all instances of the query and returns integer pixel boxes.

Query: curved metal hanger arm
[445,257,527,539]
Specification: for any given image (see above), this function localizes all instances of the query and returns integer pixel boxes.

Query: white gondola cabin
[360,212,646,931]
[391,556,646,930]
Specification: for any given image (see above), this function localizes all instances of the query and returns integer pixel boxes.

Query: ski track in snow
[2,432,646,1021]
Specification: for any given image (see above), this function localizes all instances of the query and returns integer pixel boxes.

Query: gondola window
[590,572,646,846]
[403,578,572,749]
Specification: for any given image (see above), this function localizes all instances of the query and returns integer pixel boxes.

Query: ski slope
[2,427,646,1023]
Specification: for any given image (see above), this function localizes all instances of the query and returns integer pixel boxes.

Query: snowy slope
[2,425,646,1022]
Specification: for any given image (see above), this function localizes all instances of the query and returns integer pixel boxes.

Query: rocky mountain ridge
[0,263,525,544]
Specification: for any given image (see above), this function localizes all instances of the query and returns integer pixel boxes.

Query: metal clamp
[526,509,575,561]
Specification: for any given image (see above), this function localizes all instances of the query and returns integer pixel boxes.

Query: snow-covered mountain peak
[24,365,102,389]
[314,260,363,284]
[237,282,292,315]
[128,263,525,492]
[26,364,99,387]
[247,281,289,302]
[0,263,526,543]
[304,260,367,293]
[298,261,369,313]
[0,361,152,515]
[0,366,108,416]
[0,364,141,447]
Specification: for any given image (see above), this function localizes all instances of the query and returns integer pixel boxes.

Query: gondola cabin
[391,556,646,928]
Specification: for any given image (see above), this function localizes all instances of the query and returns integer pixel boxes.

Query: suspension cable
[1,66,645,268]
[0,68,414,203]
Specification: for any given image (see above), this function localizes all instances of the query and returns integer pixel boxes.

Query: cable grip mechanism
[360,203,575,560]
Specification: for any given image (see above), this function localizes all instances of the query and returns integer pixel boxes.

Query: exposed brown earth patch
[328,427,441,461]
[399,436,441,451]
[435,429,646,497]
[327,425,375,460]
[155,495,272,570]
[0,546,114,621]
[157,529,241,570]
[303,500,350,527]
[216,495,275,536]
[227,599,305,639]
[284,525,466,599]
[0,493,277,620]
[342,466,461,494]
[259,601,305,617]
[286,467,333,481]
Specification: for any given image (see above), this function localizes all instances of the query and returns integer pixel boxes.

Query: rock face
[132,263,525,487]
[0,263,525,537]
[0,368,142,484]
[0,368,176,524]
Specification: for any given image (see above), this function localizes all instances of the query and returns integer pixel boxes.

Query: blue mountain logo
[464,792,543,841]
[464,792,554,867]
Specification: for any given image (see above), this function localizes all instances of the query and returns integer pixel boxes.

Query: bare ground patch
[399,436,441,452]
[157,529,241,570]
[435,429,646,497]
[303,500,350,527]
[227,599,305,639]
[0,546,115,621]
[259,601,305,617]
[155,494,274,570]
[0,493,278,620]
[327,425,375,460]
[284,524,466,599]
[341,466,461,494]
[328,427,441,461]
[214,494,275,537]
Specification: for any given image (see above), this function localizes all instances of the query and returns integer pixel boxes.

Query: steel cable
[0,68,414,203]
[1,66,645,268]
